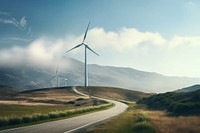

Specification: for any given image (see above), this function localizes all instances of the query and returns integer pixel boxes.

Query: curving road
[0,87,128,133]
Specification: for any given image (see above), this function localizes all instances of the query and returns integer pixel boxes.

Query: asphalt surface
[0,87,128,133]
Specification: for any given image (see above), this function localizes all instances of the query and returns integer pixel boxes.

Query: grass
[0,102,114,130]
[145,110,200,133]
[0,105,70,117]
[85,103,156,133]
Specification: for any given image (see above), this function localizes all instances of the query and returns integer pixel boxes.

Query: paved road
[0,87,128,133]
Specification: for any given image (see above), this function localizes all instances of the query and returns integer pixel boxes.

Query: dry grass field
[145,110,200,133]
[0,87,88,106]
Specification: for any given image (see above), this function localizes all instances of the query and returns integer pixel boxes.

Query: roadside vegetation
[0,87,114,130]
[137,89,200,133]
[0,102,113,130]
[86,103,156,133]
[144,110,200,133]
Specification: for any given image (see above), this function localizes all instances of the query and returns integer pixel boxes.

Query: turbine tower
[66,22,99,87]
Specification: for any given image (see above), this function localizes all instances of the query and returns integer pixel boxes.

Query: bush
[75,104,81,106]
[22,116,32,123]
[133,122,156,133]
[76,98,85,101]
[0,117,9,127]
[66,101,75,104]
[135,113,149,123]
[48,112,59,119]
[9,117,23,125]
[0,102,113,128]
[31,115,40,122]
[38,114,49,120]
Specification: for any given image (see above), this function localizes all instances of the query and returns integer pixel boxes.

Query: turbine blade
[56,65,59,74]
[49,75,56,81]
[86,45,99,56]
[66,44,83,53]
[83,21,91,43]
[58,75,64,78]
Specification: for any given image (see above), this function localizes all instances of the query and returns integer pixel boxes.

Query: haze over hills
[0,58,200,93]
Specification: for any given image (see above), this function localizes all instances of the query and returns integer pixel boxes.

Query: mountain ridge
[0,57,200,93]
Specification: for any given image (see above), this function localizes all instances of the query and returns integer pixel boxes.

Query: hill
[175,84,200,92]
[77,86,153,101]
[0,58,200,93]
[0,86,94,106]
[0,85,19,99]
[137,89,200,116]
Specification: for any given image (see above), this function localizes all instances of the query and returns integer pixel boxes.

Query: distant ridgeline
[137,86,200,116]
[175,84,200,92]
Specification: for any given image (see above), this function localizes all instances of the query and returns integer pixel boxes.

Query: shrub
[133,122,156,133]
[76,98,85,101]
[75,104,81,106]
[66,101,75,104]
[9,117,23,125]
[135,113,150,123]
[31,114,40,122]
[0,117,9,127]
[48,112,59,119]
[38,114,49,120]
[22,116,32,123]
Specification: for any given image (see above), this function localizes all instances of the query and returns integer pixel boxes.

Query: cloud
[0,37,69,69]
[0,18,18,26]
[87,27,167,51]
[0,10,27,29]
[0,11,10,16]
[168,35,200,48]
[1,27,200,76]
[19,16,27,28]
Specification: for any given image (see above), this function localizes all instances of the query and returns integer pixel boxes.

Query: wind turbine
[58,75,67,86]
[49,66,59,87]
[66,22,99,87]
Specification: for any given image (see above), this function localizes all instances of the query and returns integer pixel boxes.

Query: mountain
[175,84,200,92]
[0,58,200,93]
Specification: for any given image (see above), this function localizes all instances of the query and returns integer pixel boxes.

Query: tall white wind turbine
[66,22,99,87]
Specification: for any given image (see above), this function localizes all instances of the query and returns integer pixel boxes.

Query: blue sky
[1,0,200,77]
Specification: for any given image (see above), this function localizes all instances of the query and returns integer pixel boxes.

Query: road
[0,87,128,133]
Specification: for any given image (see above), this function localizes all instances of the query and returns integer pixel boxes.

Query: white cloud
[19,16,27,28]
[0,14,27,29]
[0,18,18,27]
[87,27,167,51]
[168,35,200,48]
[0,11,10,16]
[1,27,200,76]
[0,37,69,70]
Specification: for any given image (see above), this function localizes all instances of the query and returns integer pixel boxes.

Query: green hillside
[137,89,200,116]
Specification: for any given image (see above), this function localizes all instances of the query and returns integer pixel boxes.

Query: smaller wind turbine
[49,66,59,87]
[64,77,67,86]
[66,22,99,87]
[58,75,68,86]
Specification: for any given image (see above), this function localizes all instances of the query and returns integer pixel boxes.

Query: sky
[1,0,200,77]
